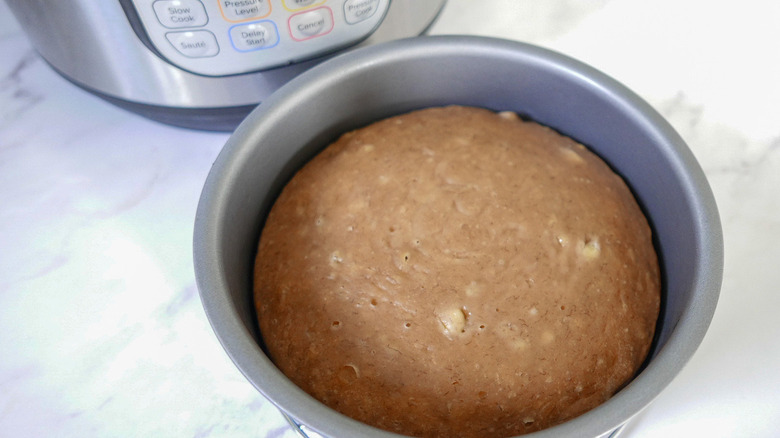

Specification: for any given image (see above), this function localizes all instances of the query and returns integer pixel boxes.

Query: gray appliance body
[7,0,445,130]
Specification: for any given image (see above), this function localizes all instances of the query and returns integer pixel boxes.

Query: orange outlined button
[218,0,271,22]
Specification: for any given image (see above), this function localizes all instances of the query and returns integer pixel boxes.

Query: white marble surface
[1,0,779,437]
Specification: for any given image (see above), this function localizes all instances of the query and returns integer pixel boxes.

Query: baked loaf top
[254,106,660,437]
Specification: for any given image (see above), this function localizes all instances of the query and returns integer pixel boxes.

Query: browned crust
[255,106,660,437]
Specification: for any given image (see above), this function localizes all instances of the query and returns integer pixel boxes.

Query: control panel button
[288,7,334,40]
[153,0,208,28]
[130,0,392,76]
[218,0,271,22]
[344,0,379,24]
[283,0,323,11]
[229,21,279,51]
[165,30,219,57]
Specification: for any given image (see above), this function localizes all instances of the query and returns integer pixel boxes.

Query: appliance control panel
[128,0,389,76]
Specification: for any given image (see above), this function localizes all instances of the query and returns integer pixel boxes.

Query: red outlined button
[288,7,334,41]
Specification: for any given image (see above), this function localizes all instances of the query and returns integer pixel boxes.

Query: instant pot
[6,0,445,131]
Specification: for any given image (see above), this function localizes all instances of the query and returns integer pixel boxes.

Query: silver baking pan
[193,35,723,438]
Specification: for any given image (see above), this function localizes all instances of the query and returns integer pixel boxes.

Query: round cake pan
[193,35,723,438]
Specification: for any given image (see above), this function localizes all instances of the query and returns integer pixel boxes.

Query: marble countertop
[1,0,778,437]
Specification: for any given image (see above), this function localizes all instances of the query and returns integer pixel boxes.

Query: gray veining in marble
[1,0,779,437]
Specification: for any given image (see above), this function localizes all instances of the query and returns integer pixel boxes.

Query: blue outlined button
[229,20,279,52]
